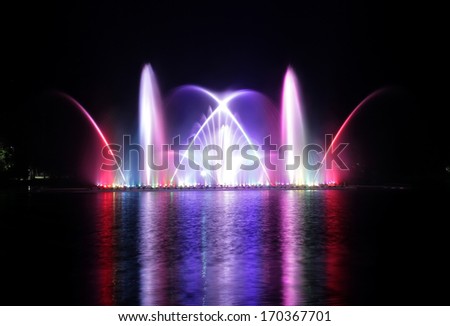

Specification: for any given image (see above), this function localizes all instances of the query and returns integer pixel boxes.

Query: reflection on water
[97,192,115,305]
[94,190,349,305]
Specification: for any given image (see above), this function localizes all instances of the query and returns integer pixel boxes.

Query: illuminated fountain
[170,90,271,187]
[58,63,387,189]
[280,67,309,186]
[138,65,167,187]
[312,88,389,186]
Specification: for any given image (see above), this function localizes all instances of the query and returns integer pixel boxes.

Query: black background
[1,1,449,306]
[2,0,448,184]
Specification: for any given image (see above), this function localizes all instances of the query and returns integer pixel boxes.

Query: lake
[0,188,449,305]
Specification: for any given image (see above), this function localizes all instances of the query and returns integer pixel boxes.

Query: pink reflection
[97,192,116,305]
[280,190,302,305]
[324,190,348,304]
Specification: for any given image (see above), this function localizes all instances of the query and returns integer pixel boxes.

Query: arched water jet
[169,92,271,186]
[313,88,391,185]
[55,91,126,183]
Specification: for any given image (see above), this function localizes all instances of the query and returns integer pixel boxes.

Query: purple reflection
[93,190,349,305]
[139,192,173,305]
[202,191,263,305]
[137,191,266,305]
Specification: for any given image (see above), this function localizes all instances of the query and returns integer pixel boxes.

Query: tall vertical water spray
[280,67,308,185]
[139,64,167,186]
[58,63,387,188]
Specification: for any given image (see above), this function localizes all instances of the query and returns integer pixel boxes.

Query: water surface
[1,188,448,305]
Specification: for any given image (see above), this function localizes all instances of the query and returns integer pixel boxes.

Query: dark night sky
[2,0,448,184]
